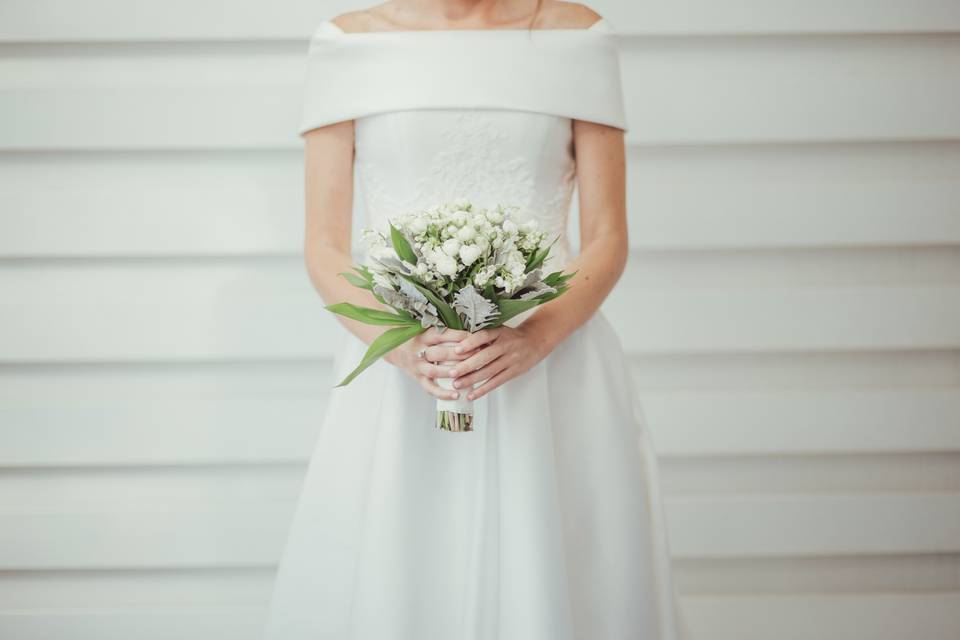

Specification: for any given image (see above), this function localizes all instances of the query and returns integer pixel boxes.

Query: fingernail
[467,393,475,400]
[452,380,459,388]
[450,391,459,399]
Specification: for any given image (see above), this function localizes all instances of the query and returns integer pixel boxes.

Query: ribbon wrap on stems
[435,340,487,432]
[430,305,526,433]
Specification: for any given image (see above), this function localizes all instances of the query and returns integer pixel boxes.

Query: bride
[263,1,687,638]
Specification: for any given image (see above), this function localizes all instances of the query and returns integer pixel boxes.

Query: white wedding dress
[263,17,687,640]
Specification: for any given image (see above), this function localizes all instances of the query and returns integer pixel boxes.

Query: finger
[466,368,513,400]
[422,327,471,345]
[454,355,508,391]
[416,360,456,379]
[424,344,470,364]
[449,344,505,382]
[417,374,461,401]
[419,328,446,345]
[454,328,500,354]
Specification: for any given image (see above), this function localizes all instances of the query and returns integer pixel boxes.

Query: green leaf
[526,234,561,272]
[543,269,577,288]
[325,302,419,326]
[389,223,418,264]
[533,286,568,303]
[542,270,564,286]
[483,281,496,301]
[398,274,463,330]
[491,270,576,325]
[494,298,542,325]
[338,271,372,289]
[335,324,426,387]
[352,264,375,281]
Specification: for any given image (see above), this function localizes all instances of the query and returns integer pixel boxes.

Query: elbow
[303,241,336,299]
[610,230,629,283]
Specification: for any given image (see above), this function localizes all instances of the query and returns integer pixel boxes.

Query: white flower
[459,243,482,266]
[474,265,497,287]
[435,254,458,277]
[409,217,428,234]
[442,238,461,256]
[502,219,517,234]
[457,225,476,242]
[520,219,539,233]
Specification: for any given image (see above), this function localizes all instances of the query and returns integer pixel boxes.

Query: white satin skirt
[262,310,686,639]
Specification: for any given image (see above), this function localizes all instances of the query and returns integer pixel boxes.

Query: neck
[388,0,541,29]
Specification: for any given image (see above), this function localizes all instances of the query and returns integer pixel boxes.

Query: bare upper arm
[562,2,624,243]
[302,122,355,254]
[571,118,628,248]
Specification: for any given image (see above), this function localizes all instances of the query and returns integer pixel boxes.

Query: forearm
[520,229,628,353]
[304,241,389,346]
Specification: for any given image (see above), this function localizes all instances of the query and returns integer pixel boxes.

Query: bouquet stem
[436,407,473,432]
[435,341,474,432]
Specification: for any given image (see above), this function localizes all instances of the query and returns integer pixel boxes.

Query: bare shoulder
[331,1,603,32]
[328,3,394,34]
[535,1,604,29]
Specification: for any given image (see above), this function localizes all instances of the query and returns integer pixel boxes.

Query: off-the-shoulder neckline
[325,16,611,36]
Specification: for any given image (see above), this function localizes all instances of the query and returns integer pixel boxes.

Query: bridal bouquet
[326,199,576,432]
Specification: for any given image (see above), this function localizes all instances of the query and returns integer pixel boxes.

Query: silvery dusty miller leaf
[517,282,557,300]
[373,281,439,323]
[374,255,413,275]
[452,284,500,331]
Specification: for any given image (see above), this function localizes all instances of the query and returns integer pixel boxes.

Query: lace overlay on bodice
[354,109,577,272]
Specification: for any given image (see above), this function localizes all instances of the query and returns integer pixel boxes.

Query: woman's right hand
[384,326,473,400]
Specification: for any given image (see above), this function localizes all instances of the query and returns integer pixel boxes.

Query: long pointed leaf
[336,324,426,387]
[526,234,561,272]
[338,271,372,289]
[389,223,418,264]
[326,302,419,326]
[399,275,463,330]
[352,264,374,279]
[494,298,542,325]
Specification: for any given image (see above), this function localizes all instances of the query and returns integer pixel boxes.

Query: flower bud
[442,238,461,256]
[459,243,482,266]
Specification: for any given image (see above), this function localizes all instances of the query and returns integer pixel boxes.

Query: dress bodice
[354,109,577,270]
[298,17,629,273]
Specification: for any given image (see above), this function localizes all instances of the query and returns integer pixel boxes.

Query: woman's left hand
[448,325,552,400]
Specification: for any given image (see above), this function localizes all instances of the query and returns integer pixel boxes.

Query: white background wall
[2,1,959,638]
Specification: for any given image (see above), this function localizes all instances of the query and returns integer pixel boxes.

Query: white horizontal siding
[1,255,958,360]
[1,1,959,639]
[1,594,958,640]
[2,34,960,150]
[0,464,956,566]
[3,143,960,258]
[2,0,960,41]
[4,377,958,465]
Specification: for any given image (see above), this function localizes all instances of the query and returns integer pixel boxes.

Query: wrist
[519,316,563,359]
[383,340,406,367]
